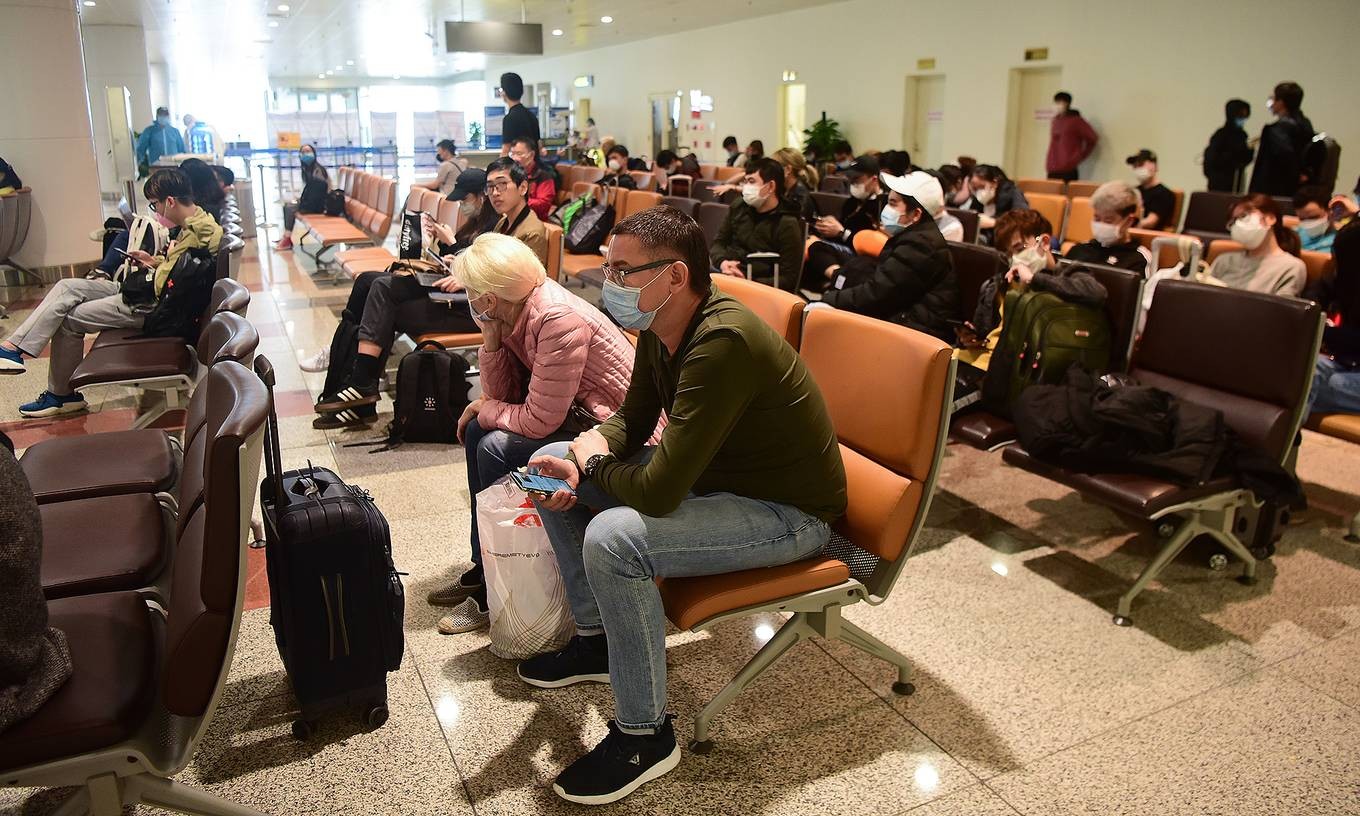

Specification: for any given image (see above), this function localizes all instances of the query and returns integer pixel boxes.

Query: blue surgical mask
[156,116,170,127]
[1234,117,1248,128]
[467,295,495,324]
[600,266,673,331]
[300,152,315,164]
[880,204,905,235]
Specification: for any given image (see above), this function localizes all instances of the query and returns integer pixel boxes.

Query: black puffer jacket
[821,216,959,342]
[710,202,805,293]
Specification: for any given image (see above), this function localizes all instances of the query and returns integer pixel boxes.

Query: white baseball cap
[881,170,945,218]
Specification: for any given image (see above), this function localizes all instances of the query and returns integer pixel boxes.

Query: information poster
[266,113,300,149]
[437,110,467,146]
[483,105,505,149]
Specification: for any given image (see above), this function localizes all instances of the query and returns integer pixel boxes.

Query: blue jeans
[1308,356,1360,415]
[531,441,831,734]
[464,420,575,565]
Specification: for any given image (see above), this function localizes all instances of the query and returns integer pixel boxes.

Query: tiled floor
[3,232,1359,816]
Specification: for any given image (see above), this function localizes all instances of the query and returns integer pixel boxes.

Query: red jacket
[1046,112,1098,174]
[524,164,556,221]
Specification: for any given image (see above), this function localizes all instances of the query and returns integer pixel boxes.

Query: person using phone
[802,155,889,290]
[422,233,645,636]
[0,169,221,418]
[424,167,497,258]
[519,206,846,805]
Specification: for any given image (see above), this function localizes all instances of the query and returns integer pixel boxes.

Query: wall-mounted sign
[917,58,936,71]
[1024,47,1049,61]
[573,75,594,88]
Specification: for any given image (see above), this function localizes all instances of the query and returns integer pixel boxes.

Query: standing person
[415,140,464,196]
[0,169,221,417]
[1293,186,1340,253]
[508,137,556,221]
[709,158,804,293]
[581,117,601,149]
[722,136,746,168]
[135,107,186,173]
[1125,150,1176,230]
[1065,181,1153,275]
[520,206,846,805]
[1045,92,1099,182]
[1249,82,1316,196]
[1208,194,1305,296]
[1204,99,1255,193]
[498,72,540,155]
[425,233,641,633]
[274,144,328,252]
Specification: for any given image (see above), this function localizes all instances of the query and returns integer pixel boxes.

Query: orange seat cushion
[1307,413,1360,445]
[335,246,393,264]
[341,257,396,277]
[658,558,851,631]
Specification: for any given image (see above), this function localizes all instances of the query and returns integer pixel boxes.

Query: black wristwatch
[582,453,613,480]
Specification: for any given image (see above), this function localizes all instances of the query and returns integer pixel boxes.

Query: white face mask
[1230,214,1271,250]
[608,158,623,171]
[974,186,996,206]
[1091,220,1123,247]
[1011,241,1048,276]
[741,183,766,208]
[1132,165,1155,183]
[459,199,478,219]
[848,182,869,200]
[1298,216,1329,239]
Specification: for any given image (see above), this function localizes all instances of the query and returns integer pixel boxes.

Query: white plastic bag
[477,477,575,659]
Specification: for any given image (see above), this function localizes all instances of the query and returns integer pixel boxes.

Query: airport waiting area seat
[295,167,397,268]
[1000,280,1323,624]
[0,360,269,816]
[560,190,662,279]
[658,303,955,750]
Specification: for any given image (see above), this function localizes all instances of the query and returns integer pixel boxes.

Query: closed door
[905,75,945,169]
[779,83,806,150]
[1005,66,1062,179]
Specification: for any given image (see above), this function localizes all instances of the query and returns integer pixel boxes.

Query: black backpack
[321,313,362,398]
[324,189,346,217]
[138,247,217,342]
[565,198,615,255]
[376,341,472,450]
[298,177,328,214]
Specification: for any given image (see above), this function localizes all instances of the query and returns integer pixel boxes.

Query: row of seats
[560,187,663,278]
[335,187,456,278]
[296,167,398,265]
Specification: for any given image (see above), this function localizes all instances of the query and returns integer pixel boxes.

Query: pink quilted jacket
[477,279,637,439]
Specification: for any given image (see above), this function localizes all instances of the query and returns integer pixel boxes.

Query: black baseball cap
[448,167,487,201]
[843,154,880,178]
[1125,149,1157,166]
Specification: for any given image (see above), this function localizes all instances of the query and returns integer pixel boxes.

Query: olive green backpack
[982,289,1112,417]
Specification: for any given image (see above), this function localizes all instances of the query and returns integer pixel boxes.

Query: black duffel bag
[565,198,615,255]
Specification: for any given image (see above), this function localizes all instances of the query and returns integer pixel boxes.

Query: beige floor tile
[904,783,1020,815]
[1273,628,1360,709]
[987,670,1360,816]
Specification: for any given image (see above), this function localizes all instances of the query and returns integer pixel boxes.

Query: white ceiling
[78,0,850,82]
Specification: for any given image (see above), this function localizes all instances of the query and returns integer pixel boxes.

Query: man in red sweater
[1046,91,1099,181]
[509,136,557,221]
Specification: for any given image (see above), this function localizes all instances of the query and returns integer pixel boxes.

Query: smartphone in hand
[510,469,575,497]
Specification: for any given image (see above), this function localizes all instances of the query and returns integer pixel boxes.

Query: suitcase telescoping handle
[253,355,287,510]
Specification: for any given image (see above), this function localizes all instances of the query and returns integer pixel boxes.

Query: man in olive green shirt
[521,206,846,806]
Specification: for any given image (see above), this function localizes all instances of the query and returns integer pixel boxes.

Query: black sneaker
[312,403,377,429]
[314,380,379,414]
[553,716,680,805]
[517,634,610,689]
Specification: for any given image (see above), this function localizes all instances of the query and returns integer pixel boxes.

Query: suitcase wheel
[364,705,389,730]
[291,719,316,741]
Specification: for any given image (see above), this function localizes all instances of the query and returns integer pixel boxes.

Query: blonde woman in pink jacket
[430,232,639,635]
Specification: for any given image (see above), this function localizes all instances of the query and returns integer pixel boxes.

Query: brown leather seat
[710,273,804,347]
[950,411,1018,450]
[696,201,730,247]
[1002,444,1235,516]
[661,196,698,219]
[21,430,178,504]
[91,277,250,350]
[1182,191,1237,245]
[68,340,195,391]
[946,208,980,244]
[946,241,1006,322]
[659,558,851,631]
[0,590,156,770]
[40,493,166,598]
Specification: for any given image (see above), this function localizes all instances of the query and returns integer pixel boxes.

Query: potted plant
[468,122,484,150]
[802,114,846,164]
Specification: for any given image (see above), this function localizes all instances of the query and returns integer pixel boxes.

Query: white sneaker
[89,228,107,242]
[298,347,330,372]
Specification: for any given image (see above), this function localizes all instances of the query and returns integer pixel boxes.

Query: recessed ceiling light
[392,74,402,80]
[325,70,333,75]
[346,59,354,65]
[551,28,563,36]
[277,3,289,10]
[83,0,96,6]
[317,73,325,79]
[268,20,278,27]
[600,15,613,23]
[335,65,343,70]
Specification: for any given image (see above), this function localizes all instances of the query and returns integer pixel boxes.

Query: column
[0,0,105,275]
[82,23,154,196]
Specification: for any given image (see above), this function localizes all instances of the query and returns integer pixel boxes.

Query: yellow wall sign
[1024,47,1049,61]
[276,131,302,150]
[916,58,936,71]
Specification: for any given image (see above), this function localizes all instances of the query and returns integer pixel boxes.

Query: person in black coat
[1204,99,1254,193]
[961,164,1030,245]
[802,155,889,290]
[1249,82,1316,197]
[821,171,959,342]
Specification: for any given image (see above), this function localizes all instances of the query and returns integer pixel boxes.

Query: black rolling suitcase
[254,356,405,739]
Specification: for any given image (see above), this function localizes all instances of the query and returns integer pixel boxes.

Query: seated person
[0,154,21,195]
[954,209,1106,406]
[0,430,73,734]
[508,136,556,221]
[486,157,549,266]
[772,147,819,222]
[426,233,642,633]
[709,158,804,293]
[803,155,889,287]
[601,144,638,190]
[744,139,765,163]
[179,158,225,225]
[521,206,847,805]
[1308,215,1360,415]
[415,139,466,196]
[1065,181,1153,276]
[652,149,682,177]
[961,164,1030,243]
[923,170,965,243]
[424,167,498,254]
[0,169,221,418]
[820,171,959,342]
[1208,194,1306,297]
[878,149,912,177]
[1126,149,1175,230]
[274,144,329,252]
[1294,185,1339,253]
[941,162,973,207]
[831,140,855,171]
[722,135,746,168]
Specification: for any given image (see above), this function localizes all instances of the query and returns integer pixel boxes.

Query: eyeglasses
[484,180,514,194]
[600,257,679,286]
[148,200,162,213]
